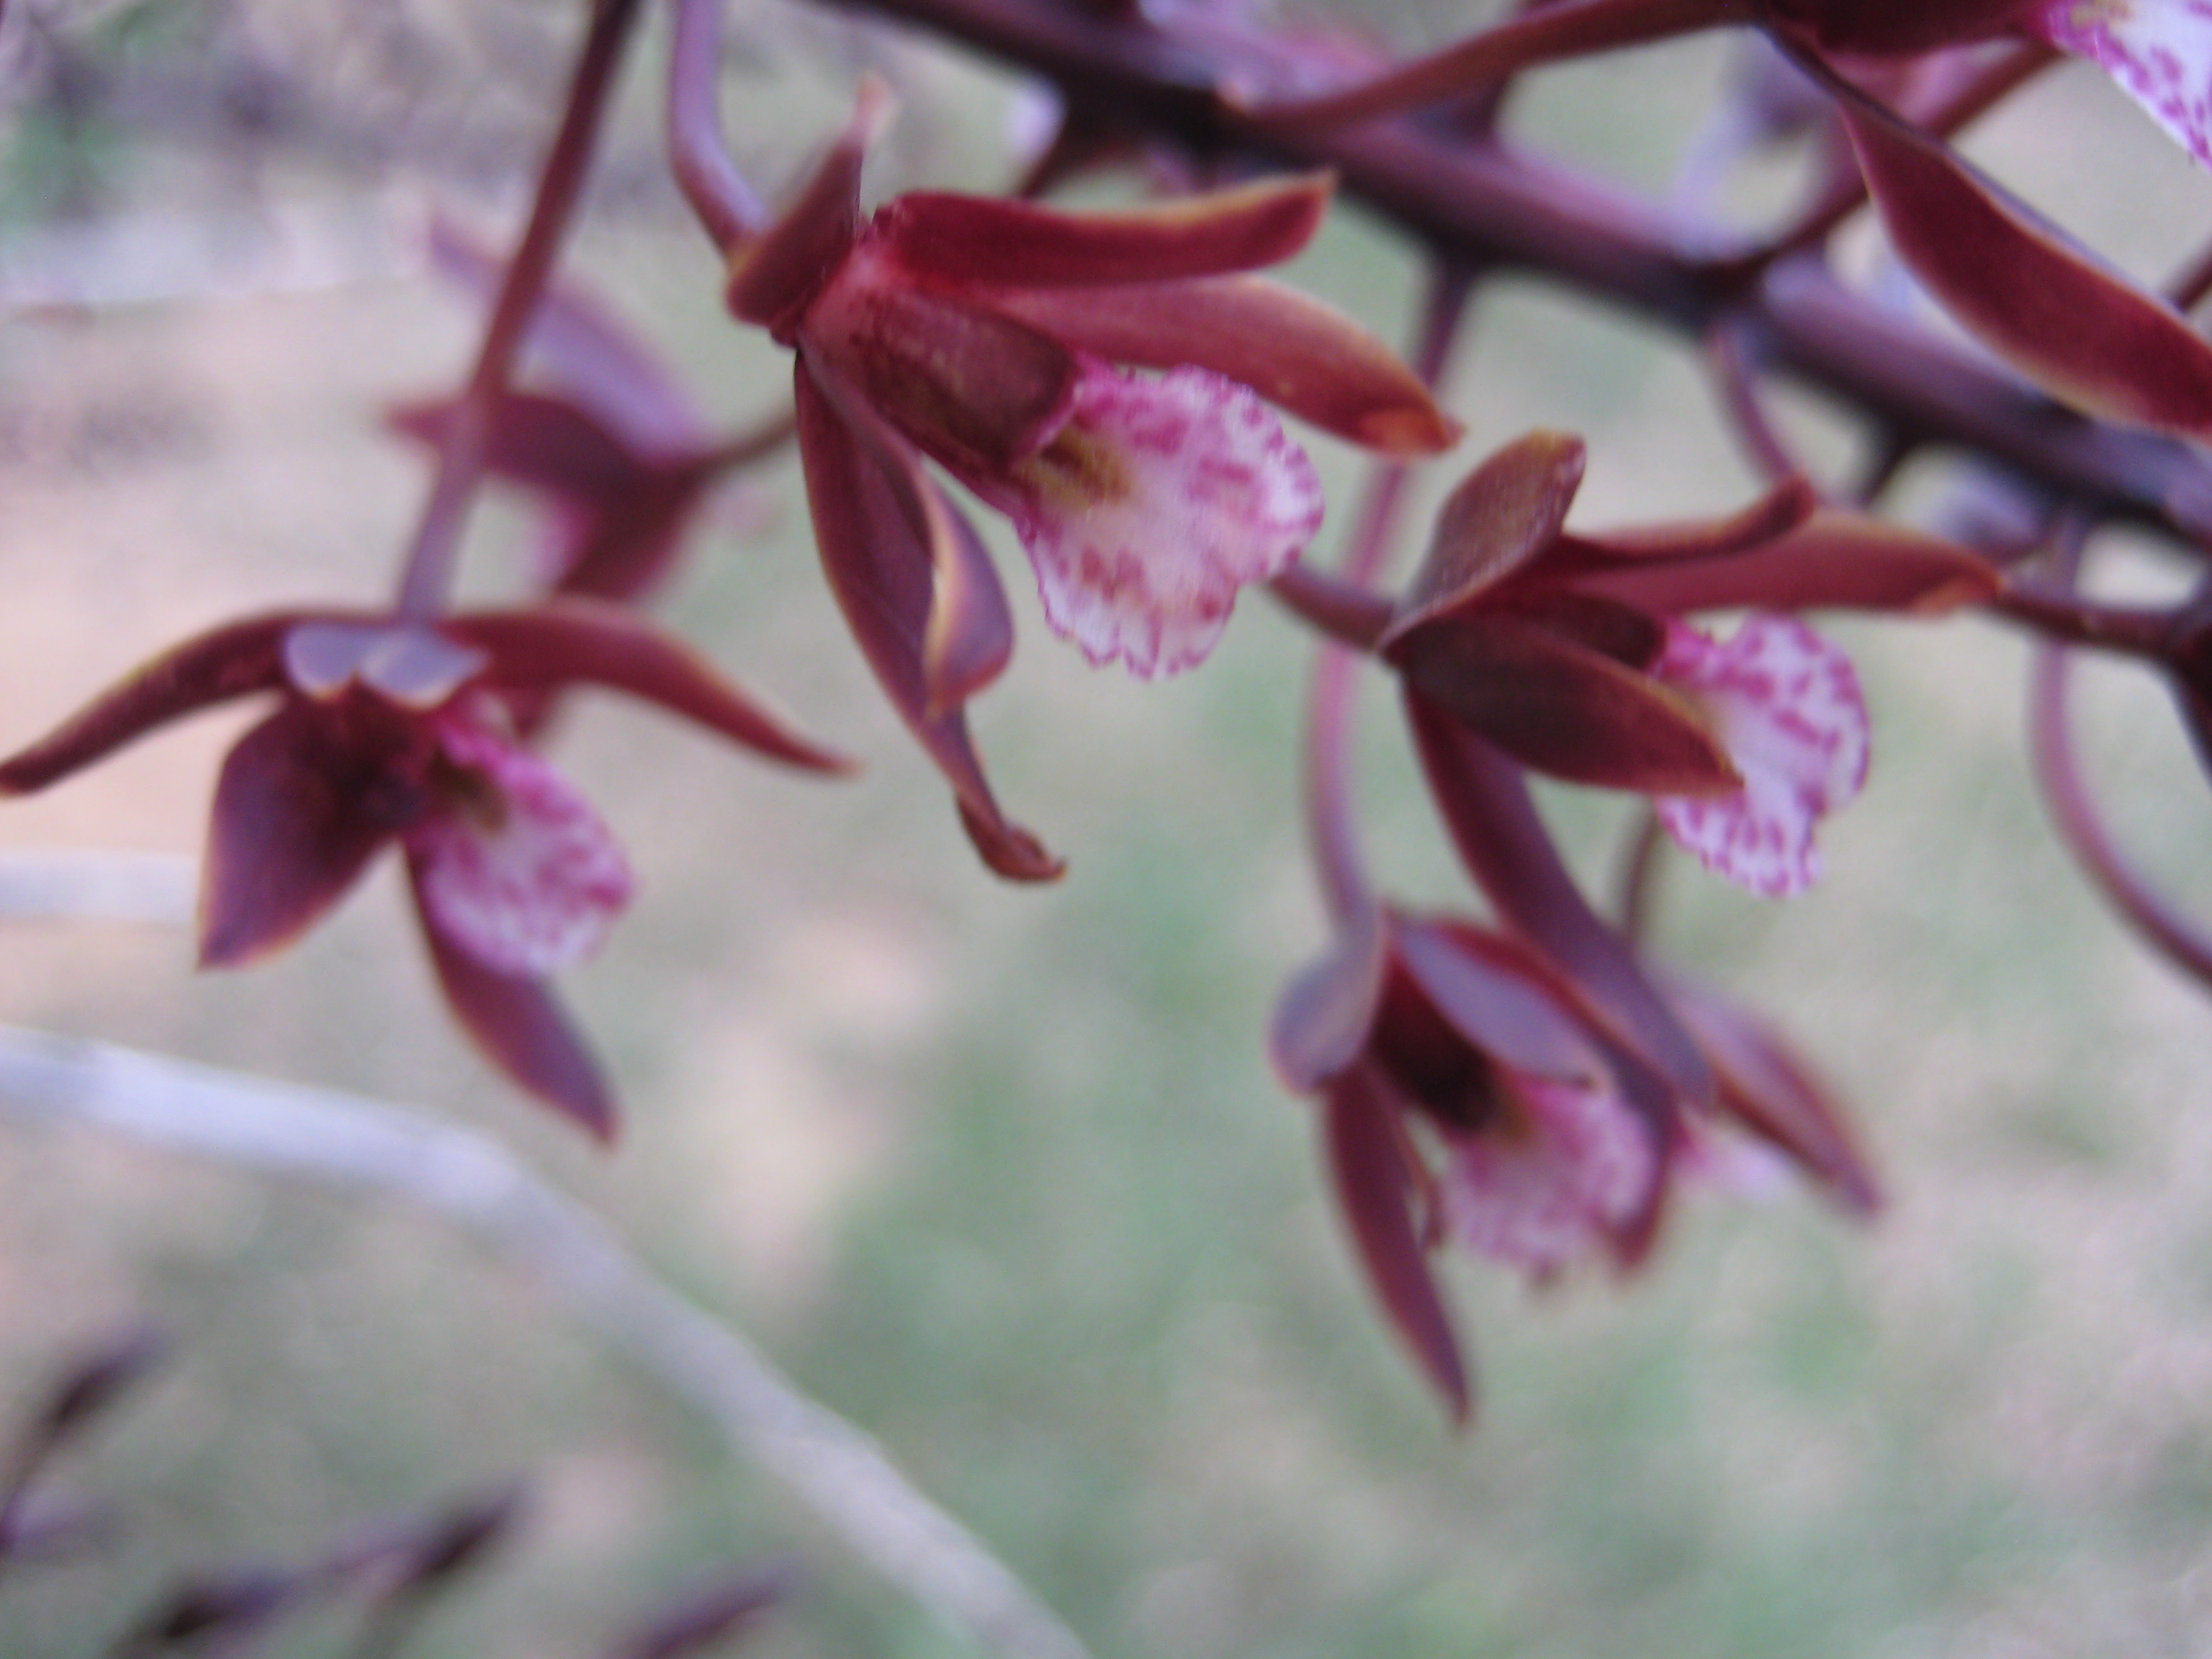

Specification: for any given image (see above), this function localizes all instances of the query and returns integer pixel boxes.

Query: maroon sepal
[1562,511,2000,613]
[411,859,616,1141]
[1269,898,1388,1091]
[199,700,423,968]
[1839,82,2212,440]
[725,85,886,333]
[390,392,647,501]
[871,172,1331,288]
[1385,431,1587,644]
[0,614,296,796]
[1554,473,1818,563]
[1323,1061,1471,1423]
[1668,974,1882,1213]
[978,275,1462,456]
[1392,614,1740,795]
[793,363,1061,881]
[447,602,852,775]
[1404,692,1714,1110]
[813,282,1081,474]
[1390,917,1611,1082]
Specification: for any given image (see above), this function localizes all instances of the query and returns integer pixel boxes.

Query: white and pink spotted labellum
[1443,1074,1655,1277]
[409,719,635,978]
[989,361,1324,678]
[2038,0,2212,166]
[1651,613,1870,898]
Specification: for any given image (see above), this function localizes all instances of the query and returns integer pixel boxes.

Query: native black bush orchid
[0,606,847,1135]
[721,91,1458,876]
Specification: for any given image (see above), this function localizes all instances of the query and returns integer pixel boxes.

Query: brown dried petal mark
[806,277,1082,474]
[0,613,297,796]
[1565,510,2001,613]
[793,364,1061,881]
[1390,917,1609,1083]
[1665,973,1881,1213]
[1324,1061,1471,1421]
[199,701,424,968]
[872,171,1332,288]
[1270,896,1389,1090]
[1552,472,1818,564]
[446,602,852,774]
[1405,693,1715,1110]
[1392,613,1740,794]
[1840,86,2212,439]
[1384,432,1587,645]
[411,857,616,1140]
[724,80,891,333]
[979,275,1462,456]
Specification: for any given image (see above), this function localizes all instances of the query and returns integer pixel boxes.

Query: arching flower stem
[2028,529,2212,989]
[667,0,768,254]
[394,0,647,622]
[1291,265,1474,927]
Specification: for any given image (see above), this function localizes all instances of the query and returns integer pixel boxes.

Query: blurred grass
[4,7,2212,1658]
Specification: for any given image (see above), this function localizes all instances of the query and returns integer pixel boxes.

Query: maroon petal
[1666,974,1880,1213]
[977,275,1461,455]
[802,276,1081,475]
[1270,898,1389,1090]
[1551,474,1818,565]
[0,614,298,796]
[1324,1061,1471,1422]
[199,701,413,968]
[724,81,889,332]
[390,392,648,503]
[1840,84,2212,439]
[1405,692,1714,1108]
[793,364,1060,881]
[1564,510,2000,613]
[1391,917,1609,1082]
[1382,433,1586,644]
[1391,613,1741,794]
[410,858,615,1141]
[428,216,708,456]
[448,602,851,774]
[871,173,1331,287]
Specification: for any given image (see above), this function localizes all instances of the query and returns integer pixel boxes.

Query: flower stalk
[394,0,647,621]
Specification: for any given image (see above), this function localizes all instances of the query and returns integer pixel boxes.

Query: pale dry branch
[0,1026,1093,1659]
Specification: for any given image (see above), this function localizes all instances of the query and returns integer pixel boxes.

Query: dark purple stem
[1285,266,1473,926]
[1987,584,2177,662]
[669,0,768,252]
[825,0,2212,547]
[2028,536,2212,989]
[394,0,644,621]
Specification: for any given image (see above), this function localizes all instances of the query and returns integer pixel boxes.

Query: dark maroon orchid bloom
[1375,431,1995,896]
[724,87,1458,878]
[392,222,781,612]
[0,603,848,1136]
[1271,896,1876,1419]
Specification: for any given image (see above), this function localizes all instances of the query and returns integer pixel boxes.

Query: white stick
[0,1026,1092,1659]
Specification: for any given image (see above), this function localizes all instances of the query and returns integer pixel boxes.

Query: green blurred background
[2,1,2212,1653]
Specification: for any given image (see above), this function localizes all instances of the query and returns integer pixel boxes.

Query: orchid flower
[1372,431,1993,896]
[1270,899,1875,1417]
[722,91,1458,876]
[0,604,848,1136]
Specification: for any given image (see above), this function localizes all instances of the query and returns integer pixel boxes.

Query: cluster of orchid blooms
[14,0,2212,1416]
